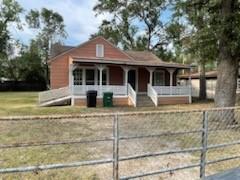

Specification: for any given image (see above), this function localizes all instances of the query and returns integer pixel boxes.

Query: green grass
[0,91,214,117]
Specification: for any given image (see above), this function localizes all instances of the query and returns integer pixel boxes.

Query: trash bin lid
[87,90,98,95]
[103,92,113,95]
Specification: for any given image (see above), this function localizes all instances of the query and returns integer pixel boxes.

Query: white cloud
[10,0,109,46]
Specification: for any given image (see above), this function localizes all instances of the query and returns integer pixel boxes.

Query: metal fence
[0,107,240,179]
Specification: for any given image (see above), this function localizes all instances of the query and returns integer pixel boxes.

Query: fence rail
[1,107,240,179]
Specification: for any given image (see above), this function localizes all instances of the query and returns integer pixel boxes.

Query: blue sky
[10,0,172,46]
[11,0,108,46]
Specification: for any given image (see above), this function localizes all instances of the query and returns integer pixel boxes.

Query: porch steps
[136,94,155,107]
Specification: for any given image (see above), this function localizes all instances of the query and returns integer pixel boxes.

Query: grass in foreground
[0,105,240,179]
[0,91,214,116]
[1,91,238,179]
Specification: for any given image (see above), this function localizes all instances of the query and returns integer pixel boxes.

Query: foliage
[93,0,173,58]
[0,0,23,57]
[25,8,67,84]
[0,40,45,83]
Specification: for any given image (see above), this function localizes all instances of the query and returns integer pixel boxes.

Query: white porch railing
[147,84,158,106]
[39,86,70,104]
[153,85,191,96]
[127,83,137,107]
[73,85,128,96]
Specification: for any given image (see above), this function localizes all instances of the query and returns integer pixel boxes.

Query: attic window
[96,44,104,58]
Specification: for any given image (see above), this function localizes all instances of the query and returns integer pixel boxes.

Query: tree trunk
[199,61,206,100]
[215,0,238,108]
[215,57,238,107]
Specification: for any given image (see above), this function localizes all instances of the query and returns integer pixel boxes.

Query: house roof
[178,71,218,79]
[72,55,189,68]
[49,36,190,69]
[50,43,74,58]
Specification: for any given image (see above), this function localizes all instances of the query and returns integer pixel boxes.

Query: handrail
[127,84,137,107]
[147,84,158,106]
[39,87,70,104]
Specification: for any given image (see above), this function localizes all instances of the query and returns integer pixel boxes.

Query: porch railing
[39,86,70,104]
[147,84,158,106]
[73,85,128,96]
[153,85,191,96]
[127,83,136,107]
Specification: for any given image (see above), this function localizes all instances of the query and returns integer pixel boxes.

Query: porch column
[69,64,74,106]
[188,66,192,103]
[167,68,176,95]
[121,66,130,94]
[146,67,155,86]
[96,65,106,97]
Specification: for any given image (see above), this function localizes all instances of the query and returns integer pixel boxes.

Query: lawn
[0,91,214,116]
[0,92,239,179]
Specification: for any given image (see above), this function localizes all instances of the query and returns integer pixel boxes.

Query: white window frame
[73,69,83,85]
[96,44,104,58]
[73,66,109,85]
[154,70,165,86]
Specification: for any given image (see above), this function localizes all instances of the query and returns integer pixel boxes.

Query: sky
[10,0,172,47]
[10,0,108,46]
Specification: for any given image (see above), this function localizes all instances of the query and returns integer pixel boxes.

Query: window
[86,69,95,85]
[98,69,107,85]
[153,70,165,86]
[73,69,83,85]
[96,44,104,58]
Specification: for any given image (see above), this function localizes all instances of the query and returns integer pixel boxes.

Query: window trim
[96,44,104,58]
[73,66,109,85]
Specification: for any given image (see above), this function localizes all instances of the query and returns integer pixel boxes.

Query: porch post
[121,66,130,94]
[96,65,106,97]
[146,67,155,86]
[189,67,192,103]
[69,64,74,106]
[167,68,176,95]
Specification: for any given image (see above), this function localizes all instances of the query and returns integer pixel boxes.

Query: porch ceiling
[71,56,190,69]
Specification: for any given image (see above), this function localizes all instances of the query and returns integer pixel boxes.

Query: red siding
[50,37,131,89]
[50,55,70,89]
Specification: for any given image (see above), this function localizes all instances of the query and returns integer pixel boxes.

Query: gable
[49,37,132,63]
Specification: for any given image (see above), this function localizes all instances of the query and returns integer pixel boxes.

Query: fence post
[200,111,208,179]
[113,114,119,180]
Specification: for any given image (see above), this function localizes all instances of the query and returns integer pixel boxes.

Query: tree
[171,0,219,100]
[172,0,240,107]
[26,8,67,86]
[93,0,169,52]
[0,0,23,58]
[0,40,45,84]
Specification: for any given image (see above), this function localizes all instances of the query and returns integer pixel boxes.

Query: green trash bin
[103,92,113,107]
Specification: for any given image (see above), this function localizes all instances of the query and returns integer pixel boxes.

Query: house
[179,71,240,99]
[39,36,192,107]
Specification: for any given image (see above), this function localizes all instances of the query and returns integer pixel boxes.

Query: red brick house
[39,36,192,107]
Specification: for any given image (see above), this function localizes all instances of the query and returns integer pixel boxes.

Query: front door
[128,70,136,90]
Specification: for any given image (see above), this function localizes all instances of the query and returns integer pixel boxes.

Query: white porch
[39,63,192,107]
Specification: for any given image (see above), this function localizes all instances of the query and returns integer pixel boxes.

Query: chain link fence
[0,107,240,179]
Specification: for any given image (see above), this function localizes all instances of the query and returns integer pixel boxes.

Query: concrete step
[136,95,155,107]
